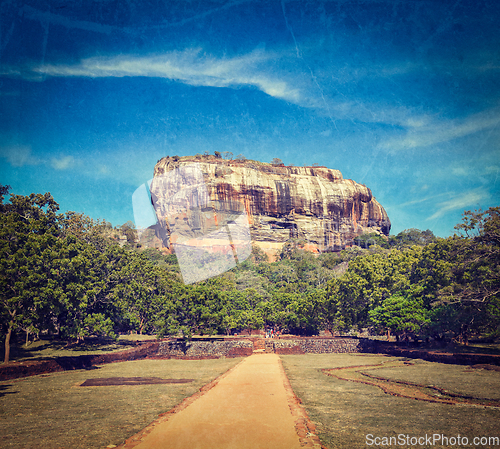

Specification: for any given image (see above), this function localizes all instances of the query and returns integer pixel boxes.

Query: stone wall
[5,338,499,382]
[273,337,374,355]
[157,339,253,359]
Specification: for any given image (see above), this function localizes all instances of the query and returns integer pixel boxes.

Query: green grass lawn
[0,357,242,449]
[281,354,500,449]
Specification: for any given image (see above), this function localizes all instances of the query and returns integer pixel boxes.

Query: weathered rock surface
[145,155,390,258]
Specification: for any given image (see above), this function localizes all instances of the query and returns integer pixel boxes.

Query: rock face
[144,155,390,259]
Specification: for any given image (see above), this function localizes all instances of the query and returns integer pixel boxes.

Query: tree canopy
[1,185,498,362]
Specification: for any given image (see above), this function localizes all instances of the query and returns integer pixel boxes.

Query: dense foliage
[1,186,499,362]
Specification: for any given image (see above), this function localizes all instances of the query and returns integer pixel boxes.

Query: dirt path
[118,353,322,449]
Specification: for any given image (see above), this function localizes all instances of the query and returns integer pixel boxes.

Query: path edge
[115,357,246,449]
[277,356,327,449]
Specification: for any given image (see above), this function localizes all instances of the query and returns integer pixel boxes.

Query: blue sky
[1,0,499,237]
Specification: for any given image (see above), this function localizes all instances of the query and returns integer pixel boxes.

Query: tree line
[1,185,499,363]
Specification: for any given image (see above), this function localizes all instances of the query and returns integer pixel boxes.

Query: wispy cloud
[326,61,420,84]
[399,192,452,208]
[0,145,41,167]
[20,49,307,106]
[0,47,440,128]
[51,155,76,170]
[0,144,79,172]
[378,108,500,153]
[451,166,469,176]
[427,189,490,221]
[5,46,499,132]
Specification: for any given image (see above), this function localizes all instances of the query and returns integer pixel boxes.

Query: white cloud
[29,49,306,106]
[51,155,75,170]
[5,47,498,132]
[403,116,433,129]
[451,166,469,176]
[0,143,77,171]
[0,47,445,128]
[427,189,490,221]
[0,145,40,167]
[378,108,500,153]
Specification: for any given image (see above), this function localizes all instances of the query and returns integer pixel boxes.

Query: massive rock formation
[138,155,390,264]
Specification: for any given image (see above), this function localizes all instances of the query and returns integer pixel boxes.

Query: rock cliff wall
[144,155,390,259]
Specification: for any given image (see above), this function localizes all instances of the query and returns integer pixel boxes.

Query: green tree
[0,190,60,362]
[250,244,269,263]
[369,294,430,341]
[120,221,137,245]
[290,290,324,335]
[354,232,389,249]
[236,308,264,335]
[430,208,500,343]
[51,233,126,341]
[452,208,500,304]
[319,284,346,336]
[389,228,437,249]
[326,247,422,330]
[157,282,228,339]
[112,253,176,335]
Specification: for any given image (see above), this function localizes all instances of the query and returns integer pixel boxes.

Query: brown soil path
[118,353,322,449]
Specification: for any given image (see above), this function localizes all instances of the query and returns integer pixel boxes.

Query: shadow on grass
[0,384,16,398]
[1,336,145,363]
[433,343,500,355]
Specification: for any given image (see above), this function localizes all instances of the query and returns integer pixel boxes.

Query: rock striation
[142,155,390,260]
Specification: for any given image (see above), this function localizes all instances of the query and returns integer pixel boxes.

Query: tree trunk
[4,324,13,364]
[458,324,469,346]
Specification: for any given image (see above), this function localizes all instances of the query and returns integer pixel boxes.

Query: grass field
[3,345,500,449]
[281,354,500,449]
[0,357,242,448]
